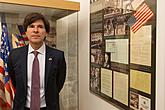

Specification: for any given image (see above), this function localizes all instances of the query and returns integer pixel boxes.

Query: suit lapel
[45,46,53,89]
[21,45,28,89]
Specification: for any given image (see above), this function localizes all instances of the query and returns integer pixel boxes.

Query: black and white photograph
[104,14,130,36]
[122,0,134,13]
[104,18,115,36]
[104,7,121,19]
[90,66,101,92]
[103,52,111,68]
[115,15,130,35]
[91,32,103,48]
[91,49,103,65]
[104,0,121,9]
[130,91,139,109]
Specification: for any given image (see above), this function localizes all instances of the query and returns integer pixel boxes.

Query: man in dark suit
[8,13,66,110]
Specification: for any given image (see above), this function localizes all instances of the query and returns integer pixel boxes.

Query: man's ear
[44,36,46,40]
[44,33,48,40]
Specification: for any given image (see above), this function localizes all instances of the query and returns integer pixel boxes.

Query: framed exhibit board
[90,0,156,110]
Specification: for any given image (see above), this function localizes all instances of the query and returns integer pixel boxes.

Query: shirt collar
[28,43,45,55]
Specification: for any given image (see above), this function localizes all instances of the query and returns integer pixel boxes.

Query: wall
[156,0,165,110]
[76,0,119,109]
[69,0,165,110]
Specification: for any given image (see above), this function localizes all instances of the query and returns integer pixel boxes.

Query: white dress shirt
[25,43,46,108]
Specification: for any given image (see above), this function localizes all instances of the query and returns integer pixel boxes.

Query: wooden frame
[0,0,80,11]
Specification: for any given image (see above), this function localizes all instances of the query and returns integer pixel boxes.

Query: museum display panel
[90,0,156,110]
[0,0,79,110]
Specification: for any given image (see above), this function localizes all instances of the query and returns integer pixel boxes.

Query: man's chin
[30,41,43,45]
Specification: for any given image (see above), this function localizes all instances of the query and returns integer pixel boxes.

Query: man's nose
[33,27,39,33]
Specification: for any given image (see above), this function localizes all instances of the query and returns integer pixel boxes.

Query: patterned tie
[30,51,40,110]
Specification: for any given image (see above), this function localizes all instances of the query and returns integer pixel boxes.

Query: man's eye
[28,25,44,28]
[38,25,44,28]
[29,25,34,28]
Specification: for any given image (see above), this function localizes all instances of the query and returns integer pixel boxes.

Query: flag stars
[1,49,4,53]
[1,23,10,63]
[0,16,14,109]
[3,33,6,37]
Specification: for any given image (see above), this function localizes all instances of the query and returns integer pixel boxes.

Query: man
[8,13,66,110]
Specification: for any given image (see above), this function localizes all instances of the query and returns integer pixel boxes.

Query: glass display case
[90,0,156,110]
[0,0,79,110]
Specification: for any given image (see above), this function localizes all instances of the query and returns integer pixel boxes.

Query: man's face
[26,19,48,45]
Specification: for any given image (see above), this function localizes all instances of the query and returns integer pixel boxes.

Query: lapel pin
[48,58,52,61]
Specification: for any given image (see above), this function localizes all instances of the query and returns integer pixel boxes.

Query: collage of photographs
[90,0,156,110]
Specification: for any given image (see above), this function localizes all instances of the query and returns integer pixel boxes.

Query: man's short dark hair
[23,12,50,33]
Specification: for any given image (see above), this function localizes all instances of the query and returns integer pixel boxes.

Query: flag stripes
[0,14,15,110]
[131,3,154,33]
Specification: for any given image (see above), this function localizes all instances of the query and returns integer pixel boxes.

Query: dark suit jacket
[8,45,66,110]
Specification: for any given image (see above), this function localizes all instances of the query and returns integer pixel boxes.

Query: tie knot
[33,51,39,57]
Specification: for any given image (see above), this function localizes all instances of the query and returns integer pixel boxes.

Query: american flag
[17,25,28,45]
[12,34,26,48]
[127,3,154,33]
[17,25,26,35]
[0,15,15,110]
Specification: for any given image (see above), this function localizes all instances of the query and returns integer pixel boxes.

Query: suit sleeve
[7,50,16,88]
[57,52,66,92]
